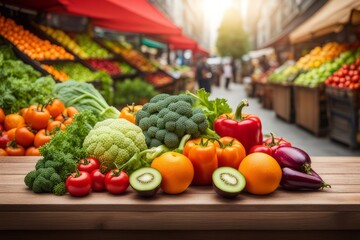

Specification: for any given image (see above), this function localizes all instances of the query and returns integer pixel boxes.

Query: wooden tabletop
[0,156,359,233]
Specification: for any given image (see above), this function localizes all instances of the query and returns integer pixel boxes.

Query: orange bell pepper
[183,138,218,186]
[213,137,246,169]
[119,103,142,124]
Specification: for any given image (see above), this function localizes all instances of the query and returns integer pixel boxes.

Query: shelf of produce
[271,83,295,123]
[0,156,359,239]
[326,87,360,149]
[294,85,328,136]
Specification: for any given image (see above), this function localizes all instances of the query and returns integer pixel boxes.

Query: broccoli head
[135,94,213,148]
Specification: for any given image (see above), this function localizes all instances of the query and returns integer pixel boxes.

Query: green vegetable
[0,45,55,114]
[83,118,147,168]
[24,110,98,195]
[186,89,232,130]
[120,134,191,175]
[52,62,113,104]
[114,78,158,106]
[74,34,113,59]
[135,93,217,149]
[54,80,120,119]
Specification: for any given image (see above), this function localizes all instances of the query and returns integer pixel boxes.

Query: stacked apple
[145,72,173,87]
[325,56,360,89]
[87,59,122,76]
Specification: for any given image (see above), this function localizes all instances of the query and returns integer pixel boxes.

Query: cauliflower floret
[83,119,147,167]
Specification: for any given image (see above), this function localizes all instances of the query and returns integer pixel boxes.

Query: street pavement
[209,80,360,156]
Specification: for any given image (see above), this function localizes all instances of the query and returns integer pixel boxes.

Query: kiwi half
[130,167,162,197]
[212,167,246,198]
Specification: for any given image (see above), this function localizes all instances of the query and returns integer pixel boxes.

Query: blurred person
[223,62,232,90]
[195,56,212,93]
[259,55,270,72]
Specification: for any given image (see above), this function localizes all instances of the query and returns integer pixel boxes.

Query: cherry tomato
[249,145,273,155]
[91,169,106,192]
[0,148,8,156]
[5,141,25,156]
[47,120,66,133]
[25,147,41,156]
[34,129,51,148]
[105,169,129,195]
[25,105,51,130]
[0,131,10,149]
[4,114,25,131]
[77,158,100,174]
[15,127,35,147]
[46,99,65,118]
[66,171,92,197]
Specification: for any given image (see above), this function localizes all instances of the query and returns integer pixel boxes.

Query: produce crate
[262,83,273,110]
[271,83,295,123]
[326,87,360,148]
[294,85,328,136]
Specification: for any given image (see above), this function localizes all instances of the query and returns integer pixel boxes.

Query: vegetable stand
[1,156,359,239]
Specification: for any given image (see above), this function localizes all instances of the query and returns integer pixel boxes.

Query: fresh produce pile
[294,49,359,87]
[145,72,173,87]
[296,42,347,70]
[50,62,113,104]
[17,83,331,198]
[86,59,122,76]
[268,62,299,84]
[116,61,136,74]
[104,40,157,72]
[41,64,69,82]
[0,16,74,61]
[114,78,158,106]
[325,55,360,89]
[74,34,112,59]
[38,25,89,59]
[0,99,78,158]
[0,45,55,114]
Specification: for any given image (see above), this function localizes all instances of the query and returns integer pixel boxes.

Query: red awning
[196,46,209,56]
[2,0,181,35]
[167,35,198,50]
[65,0,181,35]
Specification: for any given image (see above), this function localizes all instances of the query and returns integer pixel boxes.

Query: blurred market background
[0,0,360,155]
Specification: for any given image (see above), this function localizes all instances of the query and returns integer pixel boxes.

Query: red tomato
[105,169,129,195]
[66,171,92,197]
[5,141,25,156]
[46,99,65,118]
[47,120,66,133]
[0,124,3,131]
[15,127,35,147]
[34,129,51,148]
[77,158,100,174]
[0,148,8,156]
[25,147,41,156]
[91,169,106,192]
[26,105,50,130]
[0,131,10,149]
[249,145,273,155]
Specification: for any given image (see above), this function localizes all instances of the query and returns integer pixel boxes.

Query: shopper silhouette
[195,56,212,93]
[223,62,232,90]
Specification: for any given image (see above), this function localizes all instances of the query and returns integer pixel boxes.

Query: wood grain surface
[0,156,359,235]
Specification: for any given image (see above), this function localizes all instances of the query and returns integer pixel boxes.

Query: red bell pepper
[214,99,262,154]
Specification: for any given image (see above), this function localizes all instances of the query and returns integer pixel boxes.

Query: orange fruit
[0,148,8,156]
[239,152,282,195]
[151,152,194,194]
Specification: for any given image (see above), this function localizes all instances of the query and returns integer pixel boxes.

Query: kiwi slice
[130,167,162,197]
[212,167,246,198]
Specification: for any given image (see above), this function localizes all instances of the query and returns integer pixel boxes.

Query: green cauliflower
[136,93,216,148]
[83,118,147,167]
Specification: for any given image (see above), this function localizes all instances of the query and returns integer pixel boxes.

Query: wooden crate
[294,85,328,136]
[262,83,273,110]
[272,83,295,123]
[326,87,360,149]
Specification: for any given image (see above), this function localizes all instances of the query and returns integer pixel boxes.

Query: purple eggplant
[281,167,331,190]
[273,146,311,173]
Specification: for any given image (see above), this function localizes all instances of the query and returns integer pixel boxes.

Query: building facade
[150,0,211,50]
